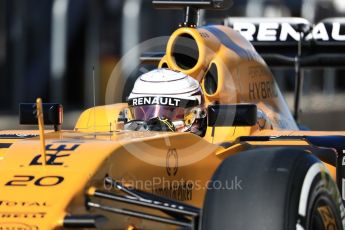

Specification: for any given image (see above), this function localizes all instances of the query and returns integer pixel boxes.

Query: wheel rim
[310,195,339,230]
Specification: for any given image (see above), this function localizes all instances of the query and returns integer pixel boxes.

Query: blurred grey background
[0,0,345,130]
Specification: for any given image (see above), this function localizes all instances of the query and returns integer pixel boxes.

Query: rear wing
[224,17,345,67]
[223,17,345,121]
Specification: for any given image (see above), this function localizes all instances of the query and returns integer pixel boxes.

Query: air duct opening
[172,34,199,70]
[161,62,168,68]
[204,63,218,95]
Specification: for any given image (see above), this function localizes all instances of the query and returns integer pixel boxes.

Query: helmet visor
[129,105,187,121]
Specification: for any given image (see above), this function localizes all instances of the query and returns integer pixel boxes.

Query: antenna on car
[36,98,47,166]
[152,0,231,27]
[93,66,96,109]
[92,66,96,132]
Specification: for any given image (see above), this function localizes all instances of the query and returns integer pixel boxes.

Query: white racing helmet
[127,68,207,136]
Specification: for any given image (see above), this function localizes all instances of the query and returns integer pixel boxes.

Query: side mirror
[19,103,63,131]
[207,104,257,127]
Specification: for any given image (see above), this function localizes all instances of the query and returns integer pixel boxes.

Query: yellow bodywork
[0,24,342,229]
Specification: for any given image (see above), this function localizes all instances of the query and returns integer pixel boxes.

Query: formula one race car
[2,0,345,229]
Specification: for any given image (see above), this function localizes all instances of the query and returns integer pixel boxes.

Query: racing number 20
[5,175,64,186]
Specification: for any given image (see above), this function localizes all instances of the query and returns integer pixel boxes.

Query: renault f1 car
[2,0,345,229]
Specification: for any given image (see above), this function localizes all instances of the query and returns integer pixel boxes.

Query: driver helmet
[127,68,207,136]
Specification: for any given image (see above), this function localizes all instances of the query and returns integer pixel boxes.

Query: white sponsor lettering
[231,21,345,42]
[257,22,279,41]
[233,22,256,41]
[173,99,181,106]
[332,22,345,41]
[132,97,181,106]
[280,23,301,41]
[138,97,143,105]
[144,97,151,105]
[313,23,329,41]
[152,97,159,105]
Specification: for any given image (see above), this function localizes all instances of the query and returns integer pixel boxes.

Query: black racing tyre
[202,147,345,230]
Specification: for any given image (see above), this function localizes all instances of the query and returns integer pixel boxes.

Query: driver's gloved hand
[147,117,176,132]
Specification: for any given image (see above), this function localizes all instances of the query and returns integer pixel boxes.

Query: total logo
[0,200,48,207]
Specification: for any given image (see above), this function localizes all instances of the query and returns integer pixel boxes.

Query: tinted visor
[129,105,188,121]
